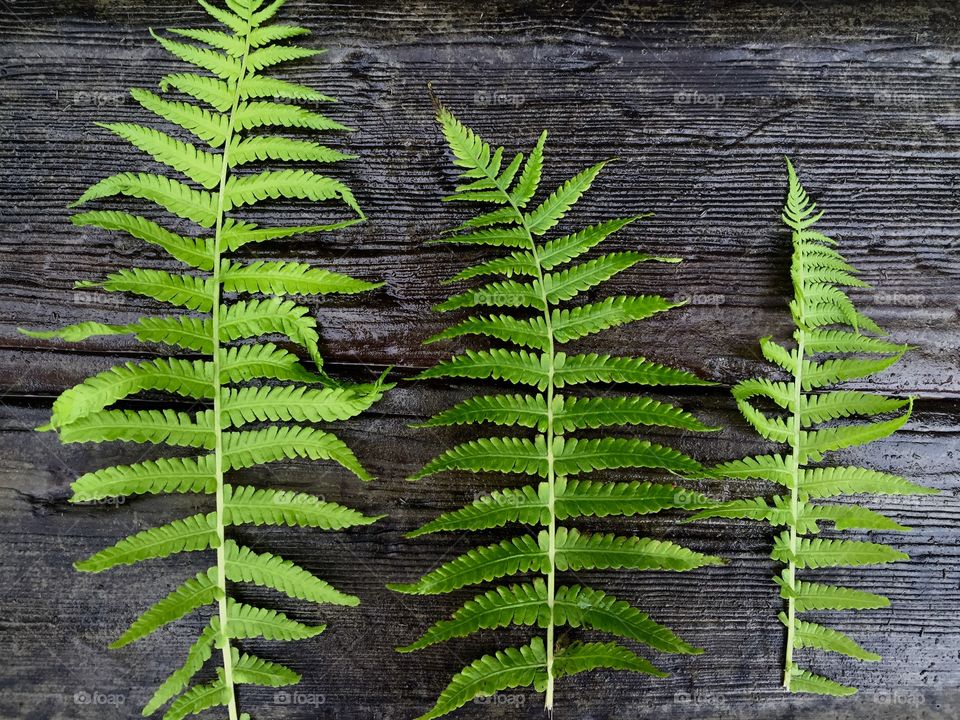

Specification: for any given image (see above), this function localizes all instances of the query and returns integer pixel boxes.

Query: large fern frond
[21,2,390,717]
[392,105,721,717]
[703,159,936,696]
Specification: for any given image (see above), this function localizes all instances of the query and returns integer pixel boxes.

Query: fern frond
[719,158,934,694]
[36,3,389,717]
[397,106,718,717]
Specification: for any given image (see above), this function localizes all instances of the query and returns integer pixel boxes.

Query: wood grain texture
[0,0,957,718]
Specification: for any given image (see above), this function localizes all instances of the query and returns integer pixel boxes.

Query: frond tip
[718,158,936,696]
[393,102,718,717]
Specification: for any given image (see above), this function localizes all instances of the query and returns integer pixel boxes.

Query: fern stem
[210,15,255,720]
[478,161,559,712]
[784,233,807,691]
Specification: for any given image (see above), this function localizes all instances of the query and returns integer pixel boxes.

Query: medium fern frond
[23,3,387,717]
[393,105,718,716]
[717,158,936,695]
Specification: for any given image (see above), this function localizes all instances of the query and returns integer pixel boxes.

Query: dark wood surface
[0,1,957,718]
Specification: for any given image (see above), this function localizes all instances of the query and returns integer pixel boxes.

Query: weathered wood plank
[0,1,957,719]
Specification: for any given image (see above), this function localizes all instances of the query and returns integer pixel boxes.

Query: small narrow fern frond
[709,158,937,696]
[393,105,720,717]
[22,2,388,718]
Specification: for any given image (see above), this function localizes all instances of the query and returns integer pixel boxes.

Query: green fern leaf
[72,172,218,226]
[398,106,718,715]
[47,357,213,429]
[224,540,358,606]
[223,484,380,529]
[233,100,351,133]
[221,382,387,427]
[414,349,551,389]
[555,352,714,387]
[225,600,326,641]
[775,575,890,611]
[78,268,213,312]
[554,528,723,572]
[71,455,216,502]
[222,425,370,480]
[772,533,908,569]
[552,641,667,679]
[524,162,607,235]
[788,616,881,661]
[71,210,215,270]
[163,680,229,720]
[228,136,355,165]
[550,295,679,342]
[388,534,546,595]
[787,668,857,696]
[724,159,933,694]
[415,638,547,720]
[241,73,337,102]
[411,436,547,480]
[75,513,218,572]
[58,408,215,449]
[111,568,221,649]
[37,3,388,717]
[131,87,229,147]
[552,436,706,476]
[159,72,234,111]
[97,122,224,188]
[230,649,300,687]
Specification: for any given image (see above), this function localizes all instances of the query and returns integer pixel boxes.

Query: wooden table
[0,1,957,718]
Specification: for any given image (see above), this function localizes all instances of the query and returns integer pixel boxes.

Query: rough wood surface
[0,1,957,718]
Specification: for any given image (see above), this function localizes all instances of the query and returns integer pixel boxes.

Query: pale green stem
[784,232,806,691]
[211,18,254,720]
[478,165,558,712]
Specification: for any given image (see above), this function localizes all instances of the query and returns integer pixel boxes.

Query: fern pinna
[688,159,936,696]
[389,106,723,719]
[21,1,391,718]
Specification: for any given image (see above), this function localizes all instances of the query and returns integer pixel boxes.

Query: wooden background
[0,0,957,718]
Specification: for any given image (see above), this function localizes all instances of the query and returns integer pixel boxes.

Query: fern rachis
[22,2,390,718]
[692,159,937,696]
[391,105,722,719]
